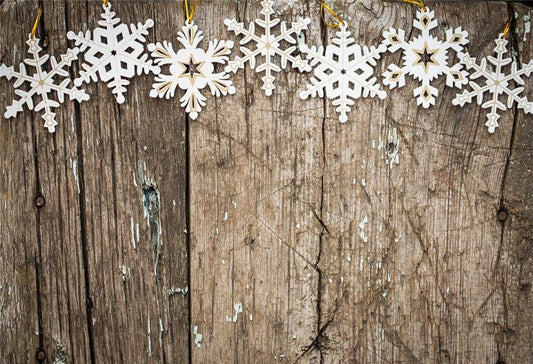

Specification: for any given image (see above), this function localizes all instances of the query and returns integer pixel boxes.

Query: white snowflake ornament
[382,7,469,108]
[453,34,533,133]
[148,21,235,120]
[67,2,160,104]
[300,24,387,123]
[0,35,89,133]
[224,0,311,96]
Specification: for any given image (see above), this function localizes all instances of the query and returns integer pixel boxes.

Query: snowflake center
[413,43,439,73]
[111,50,117,56]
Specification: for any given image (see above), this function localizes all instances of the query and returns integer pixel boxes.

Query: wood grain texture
[0,0,532,363]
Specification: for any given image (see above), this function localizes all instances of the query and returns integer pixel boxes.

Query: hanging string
[319,1,345,28]
[402,0,426,11]
[501,3,514,38]
[184,0,198,23]
[30,2,43,38]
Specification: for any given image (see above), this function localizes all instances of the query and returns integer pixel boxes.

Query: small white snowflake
[0,35,89,133]
[453,34,533,133]
[67,2,159,104]
[148,21,235,120]
[300,24,387,123]
[224,0,311,96]
[382,7,469,108]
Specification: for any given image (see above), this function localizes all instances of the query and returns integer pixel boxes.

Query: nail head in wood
[497,210,508,222]
[34,195,46,208]
[35,349,46,361]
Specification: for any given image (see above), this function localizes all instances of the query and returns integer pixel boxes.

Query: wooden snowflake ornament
[300,24,387,123]
[67,1,160,104]
[0,35,89,133]
[382,7,469,108]
[148,21,235,120]
[224,0,311,96]
[453,34,533,133]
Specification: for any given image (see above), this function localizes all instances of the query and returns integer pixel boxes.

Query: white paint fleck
[133,171,137,187]
[223,211,228,221]
[173,200,176,206]
[295,223,300,229]
[71,159,80,194]
[328,277,333,284]
[376,262,382,270]
[147,317,152,357]
[226,302,243,323]
[168,287,189,297]
[446,287,450,293]
[385,127,401,169]
[249,314,253,321]
[131,217,137,249]
[361,178,366,187]
[143,145,148,151]
[340,276,344,283]
[232,201,237,209]
[221,259,226,265]
[120,265,130,281]
[359,215,369,243]
[359,256,364,271]
[524,12,531,41]
[352,178,356,185]
[292,333,297,340]
[193,325,203,348]
[159,318,164,332]
[347,255,352,262]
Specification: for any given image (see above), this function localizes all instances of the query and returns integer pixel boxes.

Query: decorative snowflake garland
[300,24,387,123]
[382,7,469,108]
[67,2,160,104]
[148,21,235,120]
[224,0,311,96]
[0,35,89,133]
[453,35,533,133]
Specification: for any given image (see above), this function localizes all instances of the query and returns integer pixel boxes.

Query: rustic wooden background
[1,0,533,363]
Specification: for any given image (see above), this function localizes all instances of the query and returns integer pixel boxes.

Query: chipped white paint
[193,325,203,348]
[120,265,130,281]
[361,178,366,187]
[249,314,253,321]
[223,211,228,221]
[133,171,137,187]
[130,217,138,249]
[71,159,80,194]
[232,200,237,209]
[359,256,364,271]
[168,287,189,297]
[295,223,300,229]
[147,317,152,357]
[358,215,369,243]
[292,333,297,340]
[385,127,401,169]
[524,12,531,42]
[226,302,243,323]
[347,255,352,262]
[159,318,164,332]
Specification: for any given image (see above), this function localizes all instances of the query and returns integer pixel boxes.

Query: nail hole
[497,209,508,222]
[34,195,46,208]
[35,349,46,362]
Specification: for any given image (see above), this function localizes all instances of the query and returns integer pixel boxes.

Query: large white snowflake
[224,0,311,96]
[382,8,469,108]
[300,25,387,123]
[148,21,235,120]
[453,35,533,133]
[0,35,89,133]
[67,2,160,104]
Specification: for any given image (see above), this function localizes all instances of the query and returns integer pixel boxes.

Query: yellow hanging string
[184,0,198,23]
[402,0,426,11]
[103,0,109,7]
[319,1,345,28]
[501,3,513,38]
[30,3,43,38]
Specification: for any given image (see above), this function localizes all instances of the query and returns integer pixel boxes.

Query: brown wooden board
[0,1,532,363]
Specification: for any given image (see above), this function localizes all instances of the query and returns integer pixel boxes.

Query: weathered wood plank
[0,3,41,362]
[67,1,191,362]
[189,1,324,362]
